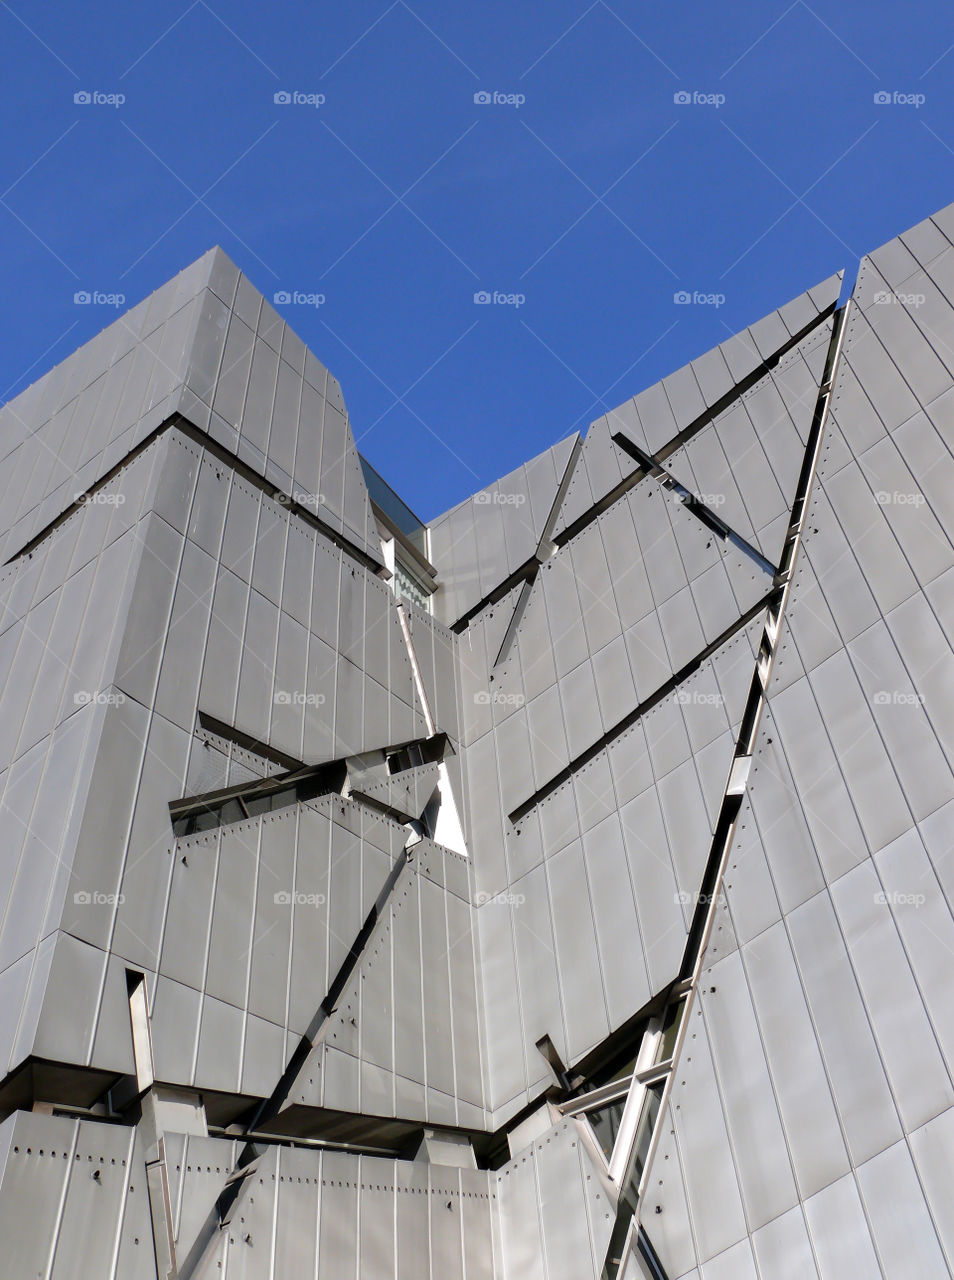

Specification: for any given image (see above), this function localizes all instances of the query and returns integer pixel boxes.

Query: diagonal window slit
[611,432,778,578]
[170,727,449,836]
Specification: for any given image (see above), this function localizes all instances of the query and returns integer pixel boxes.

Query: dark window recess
[386,733,446,775]
[171,763,346,837]
[171,733,448,836]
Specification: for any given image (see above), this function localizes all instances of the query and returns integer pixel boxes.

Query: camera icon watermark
[674,689,724,706]
[671,489,726,509]
[274,290,325,307]
[474,490,526,506]
[73,690,127,706]
[74,491,126,506]
[474,290,526,308]
[274,690,326,706]
[74,290,126,308]
[872,290,926,308]
[674,289,726,307]
[275,489,324,509]
[674,890,716,905]
[674,90,725,108]
[74,90,126,107]
[874,889,925,907]
[473,690,525,707]
[874,490,925,507]
[873,90,925,108]
[274,90,326,107]
[474,90,525,108]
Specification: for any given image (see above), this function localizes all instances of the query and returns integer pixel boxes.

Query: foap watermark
[274,90,326,107]
[674,890,716,906]
[474,90,525,108]
[674,689,724,707]
[674,289,725,307]
[74,290,126,308]
[873,90,925,108]
[872,690,925,706]
[274,890,327,907]
[274,690,326,706]
[874,490,925,507]
[671,489,726,509]
[275,490,325,509]
[75,491,125,506]
[475,289,526,308]
[873,290,926,308]
[474,690,525,707]
[274,289,325,307]
[74,690,126,707]
[474,491,526,506]
[874,889,925,907]
[476,890,526,906]
[674,90,725,108]
[74,90,125,107]
[74,890,125,905]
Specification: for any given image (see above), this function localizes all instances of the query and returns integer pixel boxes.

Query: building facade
[0,202,952,1277]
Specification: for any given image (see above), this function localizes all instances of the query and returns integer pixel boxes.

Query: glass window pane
[629,1082,663,1190]
[190,807,220,832]
[587,1098,626,1163]
[217,797,245,825]
[655,999,685,1065]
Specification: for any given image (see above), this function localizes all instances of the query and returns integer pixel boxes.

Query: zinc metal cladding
[0,205,951,1278]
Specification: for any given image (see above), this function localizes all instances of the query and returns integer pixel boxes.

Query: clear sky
[2,1,952,521]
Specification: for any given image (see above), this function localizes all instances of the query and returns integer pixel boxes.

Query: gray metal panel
[495,1148,547,1280]
[394,1158,432,1278]
[619,781,686,991]
[857,1136,951,1277]
[536,1121,610,1279]
[700,950,799,1230]
[0,1113,76,1278]
[477,876,529,1114]
[273,1147,321,1277]
[908,1105,954,1269]
[698,1239,759,1280]
[50,1121,136,1280]
[583,813,650,1026]
[248,812,295,1024]
[873,827,954,1081]
[511,862,566,1070]
[830,859,954,1133]
[808,648,912,855]
[786,890,903,1167]
[768,676,869,883]
[741,923,852,1199]
[751,1207,820,1280]
[194,992,243,1093]
[668,1002,749,1263]
[657,759,713,902]
[802,1173,884,1280]
[549,839,610,1062]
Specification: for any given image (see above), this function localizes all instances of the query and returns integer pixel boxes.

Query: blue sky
[2,1,953,521]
